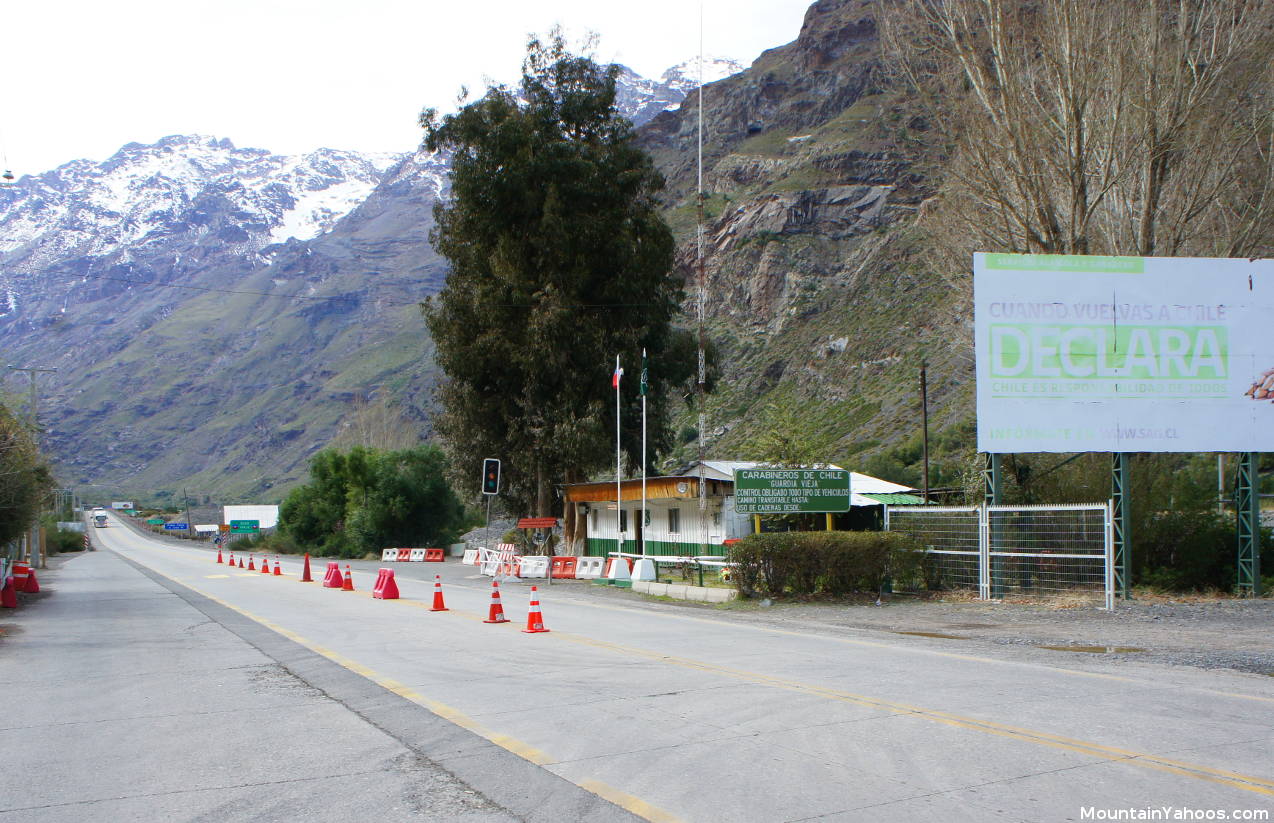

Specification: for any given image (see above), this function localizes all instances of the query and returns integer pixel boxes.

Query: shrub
[1137,510,1236,592]
[727,530,924,598]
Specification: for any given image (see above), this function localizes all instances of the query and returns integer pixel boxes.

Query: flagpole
[641,348,647,557]
[615,355,623,562]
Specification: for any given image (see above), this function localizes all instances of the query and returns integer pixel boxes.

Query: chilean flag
[612,363,624,389]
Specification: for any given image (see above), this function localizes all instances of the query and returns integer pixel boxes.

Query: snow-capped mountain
[0,135,409,274]
[661,56,747,93]
[0,58,741,497]
[614,56,745,126]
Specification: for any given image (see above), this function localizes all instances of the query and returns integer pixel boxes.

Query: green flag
[639,349,648,396]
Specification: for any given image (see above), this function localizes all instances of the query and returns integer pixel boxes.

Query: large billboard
[975,254,1273,453]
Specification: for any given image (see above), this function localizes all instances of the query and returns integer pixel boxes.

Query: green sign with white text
[733,469,850,514]
[229,520,260,534]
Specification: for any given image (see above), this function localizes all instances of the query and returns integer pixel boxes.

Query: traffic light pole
[480,458,501,552]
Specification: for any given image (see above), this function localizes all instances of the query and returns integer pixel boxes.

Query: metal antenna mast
[696,1,709,555]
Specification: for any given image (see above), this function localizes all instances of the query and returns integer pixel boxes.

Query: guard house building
[561,460,923,558]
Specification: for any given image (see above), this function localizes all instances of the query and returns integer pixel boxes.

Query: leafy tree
[0,404,52,546]
[745,400,834,469]
[421,31,689,515]
[346,448,467,551]
[279,445,466,557]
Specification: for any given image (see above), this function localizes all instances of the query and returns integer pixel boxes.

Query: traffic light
[481,458,501,495]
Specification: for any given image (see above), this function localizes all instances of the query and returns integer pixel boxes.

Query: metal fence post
[978,504,991,600]
[1103,500,1115,611]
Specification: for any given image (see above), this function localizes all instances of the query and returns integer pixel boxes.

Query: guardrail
[605,551,736,587]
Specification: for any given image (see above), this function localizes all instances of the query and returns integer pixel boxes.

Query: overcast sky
[2,0,812,174]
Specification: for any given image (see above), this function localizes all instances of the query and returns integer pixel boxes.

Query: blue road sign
[163,523,189,531]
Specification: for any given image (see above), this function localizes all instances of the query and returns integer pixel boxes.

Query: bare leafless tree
[333,394,421,452]
[880,0,1274,259]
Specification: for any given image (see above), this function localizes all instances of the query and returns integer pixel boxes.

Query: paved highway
[6,514,1273,822]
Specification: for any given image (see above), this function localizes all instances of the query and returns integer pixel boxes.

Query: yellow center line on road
[553,631,1274,797]
[165,576,682,823]
[138,551,1274,802]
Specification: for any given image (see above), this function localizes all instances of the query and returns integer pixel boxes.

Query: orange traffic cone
[260,555,271,574]
[300,553,313,583]
[523,586,549,633]
[228,551,235,567]
[23,568,39,594]
[483,580,508,623]
[238,556,244,569]
[216,548,223,564]
[273,558,281,576]
[429,575,448,612]
[341,565,354,592]
[248,556,256,571]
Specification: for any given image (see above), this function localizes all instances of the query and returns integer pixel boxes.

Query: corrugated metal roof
[859,492,927,505]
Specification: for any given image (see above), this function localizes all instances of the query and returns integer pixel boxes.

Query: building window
[668,507,681,534]
[712,511,721,527]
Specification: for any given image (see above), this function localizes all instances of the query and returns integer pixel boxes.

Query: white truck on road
[91,509,108,528]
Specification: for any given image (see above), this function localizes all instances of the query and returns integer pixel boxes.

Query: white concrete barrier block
[665,584,688,599]
[408,548,427,562]
[631,580,650,594]
[632,557,657,581]
[518,556,548,578]
[381,549,397,562]
[686,585,710,602]
[646,582,669,597]
[704,587,737,603]
[575,557,604,579]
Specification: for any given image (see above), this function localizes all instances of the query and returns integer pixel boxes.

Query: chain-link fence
[886,502,1113,608]
[883,506,986,597]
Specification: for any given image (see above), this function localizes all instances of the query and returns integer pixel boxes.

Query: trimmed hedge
[727,530,925,598]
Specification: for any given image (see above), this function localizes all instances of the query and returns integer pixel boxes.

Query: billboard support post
[1112,453,1131,600]
[983,454,1003,598]
[1236,452,1262,597]
[982,454,1001,505]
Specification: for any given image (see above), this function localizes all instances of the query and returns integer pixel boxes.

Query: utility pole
[183,488,194,541]
[920,361,930,503]
[8,365,58,447]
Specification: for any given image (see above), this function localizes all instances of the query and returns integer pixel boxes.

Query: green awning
[860,492,927,505]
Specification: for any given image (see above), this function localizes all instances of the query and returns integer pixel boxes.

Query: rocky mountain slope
[0,60,752,501]
[640,0,968,487]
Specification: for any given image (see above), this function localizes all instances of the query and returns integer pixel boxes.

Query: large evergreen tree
[422,32,688,515]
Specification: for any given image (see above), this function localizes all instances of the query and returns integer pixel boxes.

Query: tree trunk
[535,462,550,518]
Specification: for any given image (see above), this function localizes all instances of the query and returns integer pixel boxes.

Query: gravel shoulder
[561,579,1274,677]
